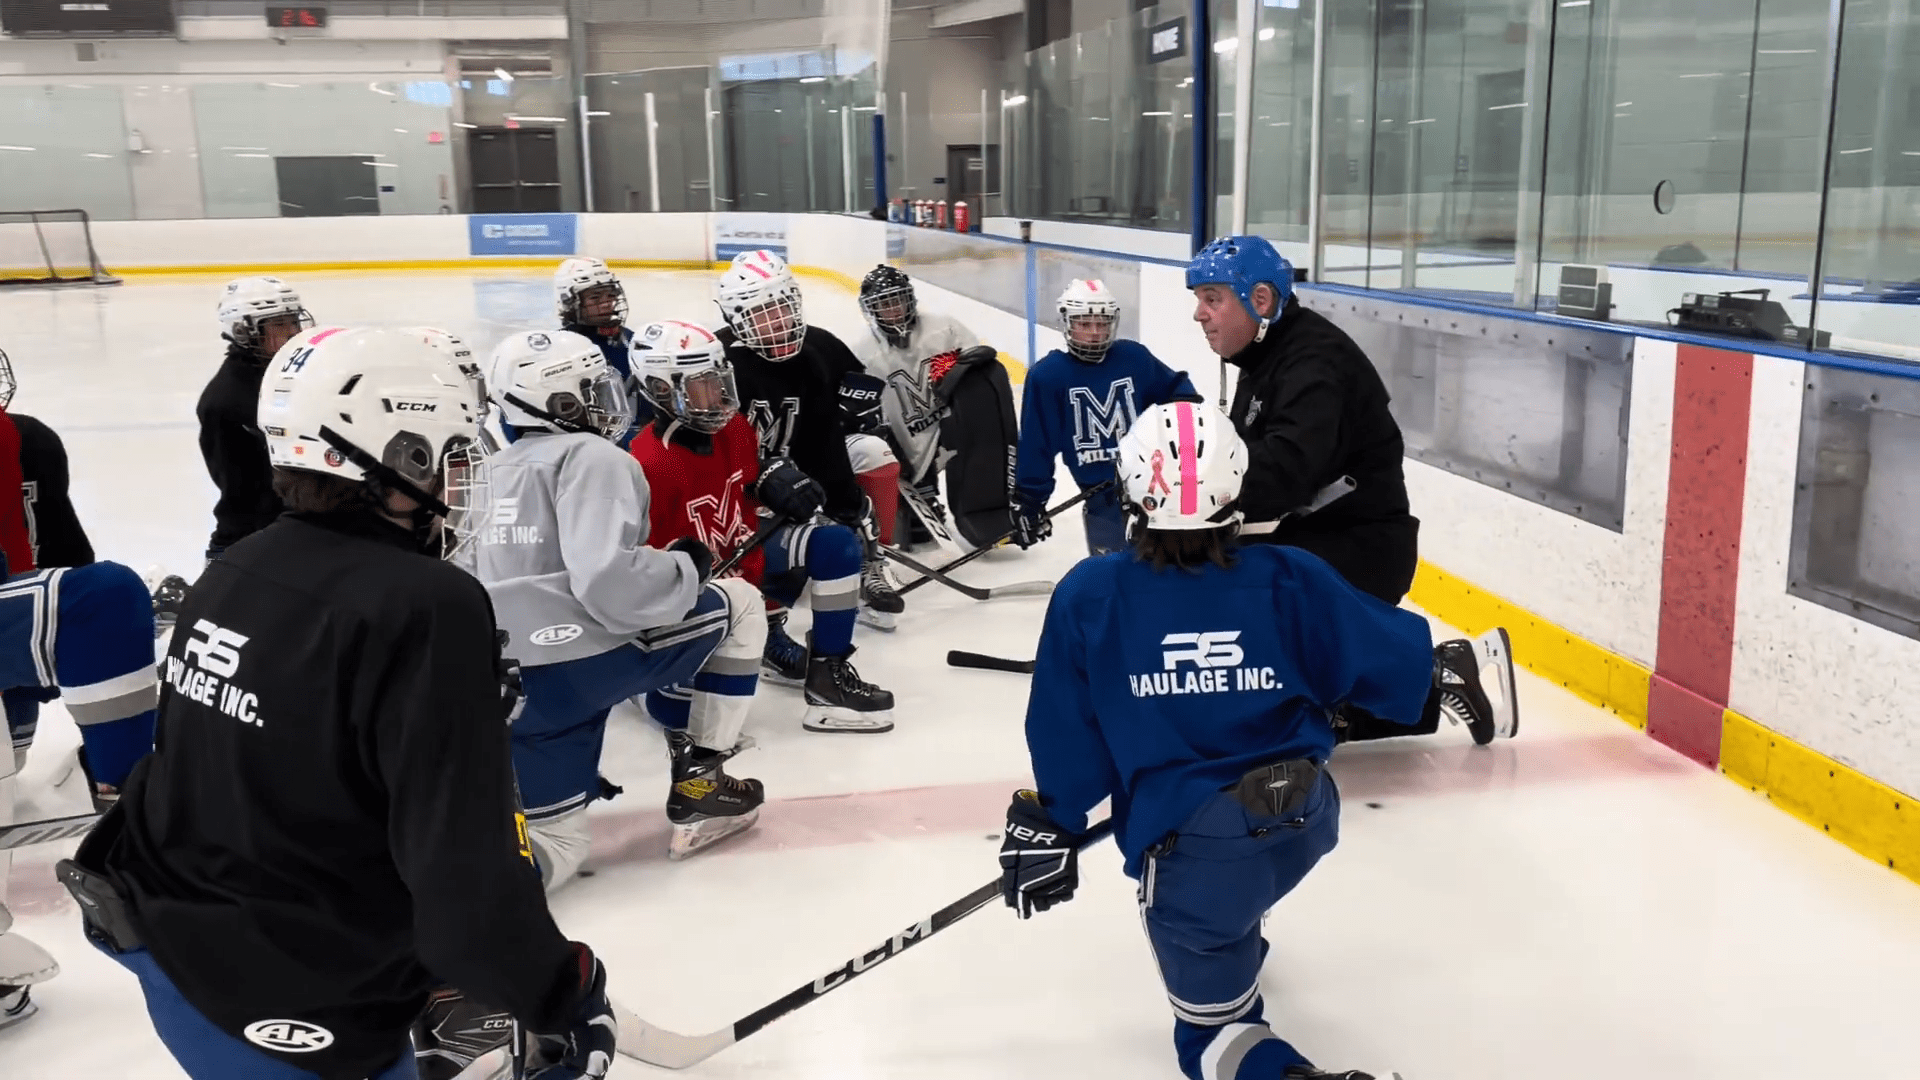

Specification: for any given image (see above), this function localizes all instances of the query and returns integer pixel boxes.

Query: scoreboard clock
[265,4,327,27]
[0,0,175,36]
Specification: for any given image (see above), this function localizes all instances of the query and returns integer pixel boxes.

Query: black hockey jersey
[99,511,584,1080]
[196,344,285,557]
[717,324,866,520]
[13,411,94,568]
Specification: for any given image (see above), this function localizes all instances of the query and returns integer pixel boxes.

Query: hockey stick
[612,817,1116,1069]
[881,546,1053,602]
[896,480,1115,598]
[705,513,787,582]
[895,477,964,553]
[946,650,1034,674]
[0,810,99,852]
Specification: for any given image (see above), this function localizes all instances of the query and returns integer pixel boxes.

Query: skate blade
[0,990,39,1032]
[801,705,895,734]
[1473,626,1519,739]
[759,666,806,688]
[856,606,899,632]
[668,807,760,861]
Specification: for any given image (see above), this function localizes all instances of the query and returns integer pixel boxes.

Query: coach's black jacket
[1225,296,1419,604]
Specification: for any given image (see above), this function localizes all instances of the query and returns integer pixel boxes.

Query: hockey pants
[0,563,158,787]
[510,576,765,823]
[761,519,863,657]
[97,942,417,1080]
[1139,770,1341,1080]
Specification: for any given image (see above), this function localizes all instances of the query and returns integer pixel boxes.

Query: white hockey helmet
[715,249,806,362]
[218,276,314,355]
[1117,401,1246,531]
[258,326,484,533]
[0,346,14,410]
[554,257,627,328]
[1057,278,1120,363]
[487,329,634,440]
[404,326,486,410]
[632,320,739,435]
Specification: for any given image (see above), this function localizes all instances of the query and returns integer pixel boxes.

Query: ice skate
[761,611,809,687]
[857,558,904,631]
[665,730,763,860]
[1432,629,1518,745]
[143,566,190,639]
[801,644,895,733]
[1284,1068,1403,1080]
[0,928,58,1032]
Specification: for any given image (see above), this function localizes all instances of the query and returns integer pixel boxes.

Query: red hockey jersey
[0,410,34,574]
[630,415,765,586]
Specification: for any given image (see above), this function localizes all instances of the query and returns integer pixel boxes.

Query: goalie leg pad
[937,361,1019,547]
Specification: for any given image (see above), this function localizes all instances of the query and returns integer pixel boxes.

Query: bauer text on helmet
[1057,279,1120,363]
[634,320,740,434]
[717,250,806,361]
[1118,401,1248,531]
[1186,236,1295,357]
[487,330,635,439]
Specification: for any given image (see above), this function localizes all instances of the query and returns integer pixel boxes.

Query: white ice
[2,270,1917,1080]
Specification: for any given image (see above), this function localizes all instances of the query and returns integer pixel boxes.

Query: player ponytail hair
[1133,524,1239,572]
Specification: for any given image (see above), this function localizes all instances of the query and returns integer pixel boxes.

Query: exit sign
[265,4,327,27]
[1147,17,1186,63]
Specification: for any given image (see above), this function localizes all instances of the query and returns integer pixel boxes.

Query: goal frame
[0,209,121,287]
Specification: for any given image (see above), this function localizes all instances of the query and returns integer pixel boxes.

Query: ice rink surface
[3,270,1918,1079]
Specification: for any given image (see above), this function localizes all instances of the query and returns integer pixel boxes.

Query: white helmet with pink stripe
[1116,401,1246,531]
[716,249,806,361]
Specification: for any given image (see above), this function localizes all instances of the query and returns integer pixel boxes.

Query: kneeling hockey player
[1013,278,1196,555]
[628,320,895,733]
[473,329,769,879]
[997,400,1514,1080]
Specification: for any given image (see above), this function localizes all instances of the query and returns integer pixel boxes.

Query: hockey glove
[929,346,1001,405]
[838,370,888,435]
[1011,501,1053,549]
[667,536,714,582]
[525,944,616,1080]
[756,458,825,521]
[999,790,1082,919]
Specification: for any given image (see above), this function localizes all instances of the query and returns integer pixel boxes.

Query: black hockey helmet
[859,264,918,348]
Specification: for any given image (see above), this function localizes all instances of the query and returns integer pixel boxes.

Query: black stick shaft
[947,650,1035,673]
[898,481,1113,597]
[728,818,1116,1043]
[706,514,785,582]
[882,546,989,600]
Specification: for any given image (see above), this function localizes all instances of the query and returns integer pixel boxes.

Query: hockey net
[0,210,120,287]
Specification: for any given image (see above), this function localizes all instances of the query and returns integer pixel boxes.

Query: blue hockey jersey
[1025,544,1433,878]
[1015,340,1196,510]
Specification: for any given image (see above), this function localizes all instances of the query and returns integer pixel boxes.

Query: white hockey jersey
[470,430,701,666]
[849,310,982,478]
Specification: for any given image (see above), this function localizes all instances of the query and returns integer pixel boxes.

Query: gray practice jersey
[470,430,700,666]
[849,310,982,478]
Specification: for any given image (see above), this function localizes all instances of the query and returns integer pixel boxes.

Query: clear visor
[1063,313,1117,360]
[543,367,635,439]
[651,367,740,434]
[737,294,806,361]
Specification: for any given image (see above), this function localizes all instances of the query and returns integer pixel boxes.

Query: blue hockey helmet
[1185,235,1295,325]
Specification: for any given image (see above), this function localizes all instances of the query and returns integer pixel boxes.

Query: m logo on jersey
[183,620,250,678]
[1129,630,1278,698]
[685,475,753,560]
[886,364,950,437]
[1069,379,1138,465]
[746,397,803,459]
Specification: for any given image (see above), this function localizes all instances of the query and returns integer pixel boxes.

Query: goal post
[0,210,121,287]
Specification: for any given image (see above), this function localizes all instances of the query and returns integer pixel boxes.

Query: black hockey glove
[1011,501,1052,549]
[525,944,615,1080]
[411,986,513,1080]
[667,536,713,581]
[756,458,825,521]
[838,370,888,435]
[999,790,1082,919]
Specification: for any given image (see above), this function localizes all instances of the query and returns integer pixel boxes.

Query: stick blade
[612,1000,736,1070]
[946,650,1035,674]
[984,580,1054,599]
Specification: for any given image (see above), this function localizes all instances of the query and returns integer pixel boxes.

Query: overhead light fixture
[506,114,568,123]
[586,110,611,116]
[799,76,825,84]
[454,122,478,129]
[494,68,515,82]
[1214,39,1237,53]
[1001,94,1028,107]
[1257,26,1274,40]
[268,82,300,89]
[1142,110,1172,117]
[0,145,38,152]
[369,82,396,96]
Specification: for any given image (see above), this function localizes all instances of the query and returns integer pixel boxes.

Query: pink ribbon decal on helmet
[1175,402,1199,516]
[1147,449,1171,496]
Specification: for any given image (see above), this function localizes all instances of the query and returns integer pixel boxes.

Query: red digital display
[265,5,327,27]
